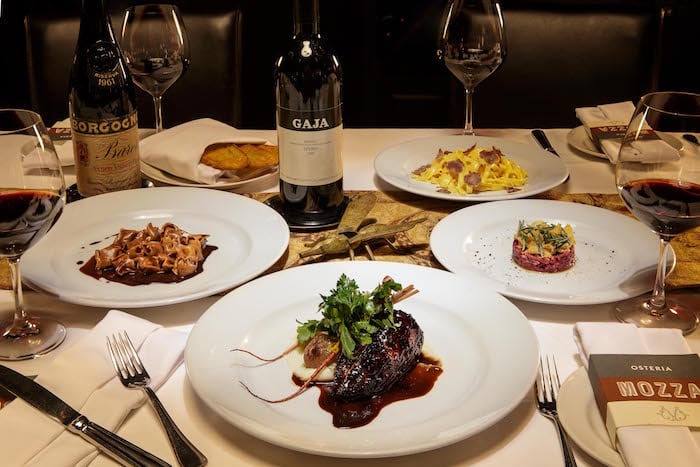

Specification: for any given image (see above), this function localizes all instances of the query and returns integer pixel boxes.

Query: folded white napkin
[575,102,679,163]
[139,118,272,184]
[573,322,700,467]
[0,309,187,466]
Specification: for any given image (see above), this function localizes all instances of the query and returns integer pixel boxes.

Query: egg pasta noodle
[411,145,528,195]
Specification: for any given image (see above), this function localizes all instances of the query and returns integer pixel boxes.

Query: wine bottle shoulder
[70,36,137,119]
[276,35,341,70]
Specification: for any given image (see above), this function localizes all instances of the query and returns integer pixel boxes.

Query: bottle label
[71,111,141,196]
[277,105,343,186]
[87,41,120,88]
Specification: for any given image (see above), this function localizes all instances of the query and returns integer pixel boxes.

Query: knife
[532,129,560,157]
[0,365,170,467]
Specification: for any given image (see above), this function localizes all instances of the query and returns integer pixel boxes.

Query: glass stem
[463,87,474,135]
[3,257,39,338]
[153,95,164,133]
[649,237,671,313]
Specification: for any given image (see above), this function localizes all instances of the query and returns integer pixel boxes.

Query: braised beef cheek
[332,310,424,401]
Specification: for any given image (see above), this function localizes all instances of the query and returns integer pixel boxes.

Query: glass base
[613,295,699,335]
[0,317,67,361]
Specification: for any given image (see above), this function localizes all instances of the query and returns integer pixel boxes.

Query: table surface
[3,127,699,466]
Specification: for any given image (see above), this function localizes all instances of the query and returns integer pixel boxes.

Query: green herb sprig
[296,274,402,360]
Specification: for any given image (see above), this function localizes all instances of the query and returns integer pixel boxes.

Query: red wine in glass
[0,109,67,360]
[614,91,700,334]
[0,191,64,257]
[619,179,700,237]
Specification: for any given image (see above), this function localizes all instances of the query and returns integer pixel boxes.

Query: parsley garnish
[296,274,402,360]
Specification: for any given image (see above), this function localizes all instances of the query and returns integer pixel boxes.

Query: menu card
[588,353,700,445]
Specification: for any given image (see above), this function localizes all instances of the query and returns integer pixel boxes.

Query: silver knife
[532,129,560,157]
[0,365,170,467]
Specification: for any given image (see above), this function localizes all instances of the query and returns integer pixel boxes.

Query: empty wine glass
[438,0,506,135]
[0,109,67,360]
[120,4,190,132]
[614,91,700,334]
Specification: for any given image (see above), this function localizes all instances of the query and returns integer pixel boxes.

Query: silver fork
[107,331,207,467]
[534,356,577,467]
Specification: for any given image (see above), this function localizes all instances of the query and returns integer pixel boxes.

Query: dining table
[2,126,699,467]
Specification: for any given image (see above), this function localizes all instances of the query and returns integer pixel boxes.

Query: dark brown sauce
[78,245,218,286]
[294,355,443,428]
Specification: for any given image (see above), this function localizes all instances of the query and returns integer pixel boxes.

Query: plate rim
[373,134,569,201]
[430,198,664,305]
[559,367,625,467]
[22,186,290,308]
[184,260,540,458]
[566,126,608,159]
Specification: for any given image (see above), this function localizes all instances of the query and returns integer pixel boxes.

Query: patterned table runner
[251,191,700,290]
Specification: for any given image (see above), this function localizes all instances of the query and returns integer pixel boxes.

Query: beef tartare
[512,220,576,273]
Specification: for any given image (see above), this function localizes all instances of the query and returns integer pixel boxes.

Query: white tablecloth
[3,128,699,466]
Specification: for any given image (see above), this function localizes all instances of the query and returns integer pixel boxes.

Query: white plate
[559,367,625,467]
[567,126,607,159]
[22,187,289,308]
[140,161,279,190]
[430,199,668,305]
[185,261,539,458]
[374,135,569,201]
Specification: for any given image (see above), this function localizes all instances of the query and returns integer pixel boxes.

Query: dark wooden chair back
[24,0,242,128]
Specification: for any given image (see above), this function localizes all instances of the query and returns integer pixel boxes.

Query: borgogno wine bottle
[275,0,345,227]
[69,0,141,197]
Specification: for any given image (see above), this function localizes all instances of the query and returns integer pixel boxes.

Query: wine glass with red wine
[120,4,190,132]
[438,0,506,135]
[0,109,66,360]
[614,91,700,334]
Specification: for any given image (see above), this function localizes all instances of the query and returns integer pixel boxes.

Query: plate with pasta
[374,135,569,201]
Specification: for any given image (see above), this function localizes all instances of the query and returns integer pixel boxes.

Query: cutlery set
[0,331,207,467]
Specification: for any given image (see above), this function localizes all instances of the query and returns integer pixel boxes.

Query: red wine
[275,0,345,227]
[619,179,700,237]
[69,0,141,197]
[0,191,64,258]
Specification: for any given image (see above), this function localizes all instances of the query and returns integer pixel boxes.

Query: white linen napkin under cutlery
[574,322,700,467]
[0,309,187,466]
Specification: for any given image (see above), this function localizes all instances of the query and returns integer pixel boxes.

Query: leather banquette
[22,0,242,128]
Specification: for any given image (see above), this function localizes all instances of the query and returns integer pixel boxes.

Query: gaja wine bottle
[275,0,345,227]
[69,0,141,197]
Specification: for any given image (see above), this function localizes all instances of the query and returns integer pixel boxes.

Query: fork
[534,355,577,467]
[107,331,208,467]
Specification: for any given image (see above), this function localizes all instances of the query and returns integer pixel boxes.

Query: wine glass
[120,4,190,132]
[438,0,506,135]
[614,91,700,334]
[0,109,67,360]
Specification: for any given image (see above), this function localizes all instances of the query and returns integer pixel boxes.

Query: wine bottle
[275,0,345,227]
[69,0,141,197]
